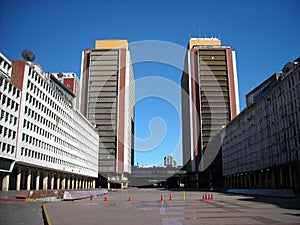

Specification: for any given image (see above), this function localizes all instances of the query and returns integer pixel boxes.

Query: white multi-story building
[52,72,80,110]
[0,52,99,191]
[222,57,300,192]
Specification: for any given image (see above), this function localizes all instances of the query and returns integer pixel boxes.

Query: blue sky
[1,0,299,166]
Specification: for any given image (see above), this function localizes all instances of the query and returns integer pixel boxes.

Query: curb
[42,204,52,225]
[0,198,27,202]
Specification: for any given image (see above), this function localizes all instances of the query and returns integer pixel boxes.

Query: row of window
[0,141,15,155]
[0,93,20,112]
[20,146,94,173]
[0,125,17,140]
[23,119,51,139]
[27,80,72,121]
[0,76,20,98]
[0,109,18,126]
[23,107,96,165]
[27,69,72,115]
[21,131,83,162]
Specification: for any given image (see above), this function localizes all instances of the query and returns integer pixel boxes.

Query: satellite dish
[22,50,35,61]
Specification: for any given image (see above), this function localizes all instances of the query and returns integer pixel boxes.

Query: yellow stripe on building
[95,40,128,50]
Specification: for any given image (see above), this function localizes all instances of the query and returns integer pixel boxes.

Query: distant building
[164,156,176,168]
[52,72,80,110]
[181,38,240,188]
[222,57,300,192]
[0,52,99,191]
[79,40,135,188]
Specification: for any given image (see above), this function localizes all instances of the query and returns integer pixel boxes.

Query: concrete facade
[222,58,300,193]
[52,72,80,110]
[181,38,240,188]
[0,52,99,191]
[79,40,135,188]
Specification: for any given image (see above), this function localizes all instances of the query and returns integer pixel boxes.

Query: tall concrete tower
[181,38,239,188]
[80,40,135,188]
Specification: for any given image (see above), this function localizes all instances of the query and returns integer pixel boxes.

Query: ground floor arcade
[224,164,300,193]
[0,164,96,191]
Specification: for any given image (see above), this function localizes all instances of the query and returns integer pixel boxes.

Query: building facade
[222,58,300,193]
[0,52,99,191]
[80,40,135,188]
[181,38,240,188]
[52,72,80,110]
[164,156,177,168]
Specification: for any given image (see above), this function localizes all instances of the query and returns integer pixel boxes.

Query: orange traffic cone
[128,196,133,202]
[90,194,93,201]
[103,196,108,201]
[202,193,205,200]
[169,193,173,200]
[161,195,165,202]
[211,194,213,200]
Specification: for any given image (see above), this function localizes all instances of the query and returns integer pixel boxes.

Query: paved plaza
[44,189,300,225]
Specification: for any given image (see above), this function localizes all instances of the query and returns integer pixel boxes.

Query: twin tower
[79,38,239,188]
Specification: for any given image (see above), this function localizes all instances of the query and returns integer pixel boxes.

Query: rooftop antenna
[22,50,35,62]
[218,34,221,40]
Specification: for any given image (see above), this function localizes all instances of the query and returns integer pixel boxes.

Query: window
[2,143,6,152]
[8,84,12,93]
[0,110,4,120]
[2,94,6,104]
[3,127,8,137]
[11,100,15,110]
[4,80,7,90]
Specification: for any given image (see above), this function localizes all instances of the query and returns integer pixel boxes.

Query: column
[93,180,96,189]
[83,179,86,189]
[67,176,70,189]
[50,173,54,190]
[71,177,75,189]
[75,177,78,189]
[79,178,82,189]
[279,167,284,188]
[288,166,293,189]
[232,176,236,188]
[107,182,110,189]
[248,173,252,188]
[26,169,31,191]
[36,170,40,190]
[265,170,269,188]
[271,170,276,188]
[57,175,60,190]
[258,172,262,188]
[61,176,66,190]
[16,167,22,191]
[253,173,257,188]
[43,172,48,190]
[2,174,9,191]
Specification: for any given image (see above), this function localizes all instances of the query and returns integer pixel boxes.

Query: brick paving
[44,189,300,225]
